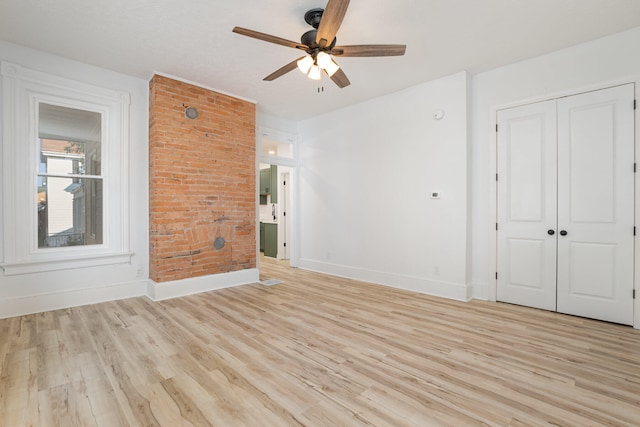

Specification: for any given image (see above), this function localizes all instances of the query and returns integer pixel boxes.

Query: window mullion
[37,173,103,180]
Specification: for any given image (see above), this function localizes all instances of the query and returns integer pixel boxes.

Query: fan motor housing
[301,30,317,47]
[302,8,337,50]
[300,8,337,50]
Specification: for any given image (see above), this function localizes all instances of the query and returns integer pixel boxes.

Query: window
[37,104,103,248]
[259,129,295,160]
[1,61,131,275]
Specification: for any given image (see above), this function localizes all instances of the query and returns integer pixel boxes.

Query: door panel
[507,116,546,222]
[497,100,557,311]
[507,238,544,289]
[556,84,635,325]
[568,103,615,224]
[569,242,615,298]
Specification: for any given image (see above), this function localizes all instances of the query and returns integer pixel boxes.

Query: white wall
[257,111,297,134]
[0,41,149,317]
[470,26,640,308]
[297,72,471,300]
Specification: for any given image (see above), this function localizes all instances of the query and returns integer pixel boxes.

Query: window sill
[1,252,134,276]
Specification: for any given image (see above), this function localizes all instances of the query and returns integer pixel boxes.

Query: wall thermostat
[431,191,441,199]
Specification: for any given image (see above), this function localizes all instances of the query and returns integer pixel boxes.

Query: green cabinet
[259,165,278,204]
[264,223,277,258]
[260,168,270,195]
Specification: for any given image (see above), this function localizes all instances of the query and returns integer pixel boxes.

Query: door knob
[547,229,555,235]
[560,230,568,236]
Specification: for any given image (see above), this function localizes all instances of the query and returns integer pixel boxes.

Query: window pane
[38,103,102,175]
[261,137,294,159]
[38,177,103,248]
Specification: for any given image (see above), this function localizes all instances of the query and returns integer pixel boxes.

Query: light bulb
[307,64,322,80]
[316,51,332,69]
[297,55,314,74]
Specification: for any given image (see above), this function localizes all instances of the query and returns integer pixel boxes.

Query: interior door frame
[279,171,290,260]
[488,77,640,329]
[256,126,299,268]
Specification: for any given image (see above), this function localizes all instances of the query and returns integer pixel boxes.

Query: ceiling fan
[232,0,406,88]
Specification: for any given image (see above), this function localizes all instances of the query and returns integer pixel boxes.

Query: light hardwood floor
[1,256,640,426]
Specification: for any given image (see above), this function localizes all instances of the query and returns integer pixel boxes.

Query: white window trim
[1,61,132,275]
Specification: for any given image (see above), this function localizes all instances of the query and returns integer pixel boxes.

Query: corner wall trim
[298,259,470,302]
[146,268,260,301]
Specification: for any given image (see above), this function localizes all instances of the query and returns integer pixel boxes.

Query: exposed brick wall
[149,75,256,282]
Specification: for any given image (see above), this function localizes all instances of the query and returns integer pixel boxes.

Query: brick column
[149,75,256,282]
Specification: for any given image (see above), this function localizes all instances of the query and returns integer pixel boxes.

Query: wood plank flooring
[1,256,640,426]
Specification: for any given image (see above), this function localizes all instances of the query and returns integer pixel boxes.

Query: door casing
[489,84,637,324]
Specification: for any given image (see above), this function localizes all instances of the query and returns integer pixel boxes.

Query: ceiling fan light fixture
[308,64,322,80]
[323,59,340,77]
[297,55,314,74]
[315,51,339,77]
[233,2,406,89]
[316,51,332,68]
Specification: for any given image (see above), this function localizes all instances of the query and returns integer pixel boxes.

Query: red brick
[149,75,256,282]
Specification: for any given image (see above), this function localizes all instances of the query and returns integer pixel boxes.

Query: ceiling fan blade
[263,57,306,81]
[233,27,308,50]
[316,0,350,48]
[329,67,351,88]
[332,44,407,57]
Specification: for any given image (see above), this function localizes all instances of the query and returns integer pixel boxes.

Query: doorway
[496,84,635,325]
[259,163,293,262]
[257,128,297,269]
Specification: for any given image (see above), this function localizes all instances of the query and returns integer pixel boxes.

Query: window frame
[1,61,132,275]
[37,103,105,249]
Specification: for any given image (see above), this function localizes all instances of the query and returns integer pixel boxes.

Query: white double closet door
[497,84,635,325]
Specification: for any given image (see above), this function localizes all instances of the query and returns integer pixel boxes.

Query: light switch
[431,191,441,199]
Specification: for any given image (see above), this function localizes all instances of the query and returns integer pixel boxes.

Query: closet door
[497,100,558,311]
[556,84,635,325]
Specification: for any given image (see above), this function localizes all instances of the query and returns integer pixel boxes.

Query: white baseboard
[0,280,147,319]
[470,281,489,300]
[298,259,470,302]
[0,269,260,319]
[146,268,260,301]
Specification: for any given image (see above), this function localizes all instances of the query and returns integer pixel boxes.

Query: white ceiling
[2,0,640,121]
